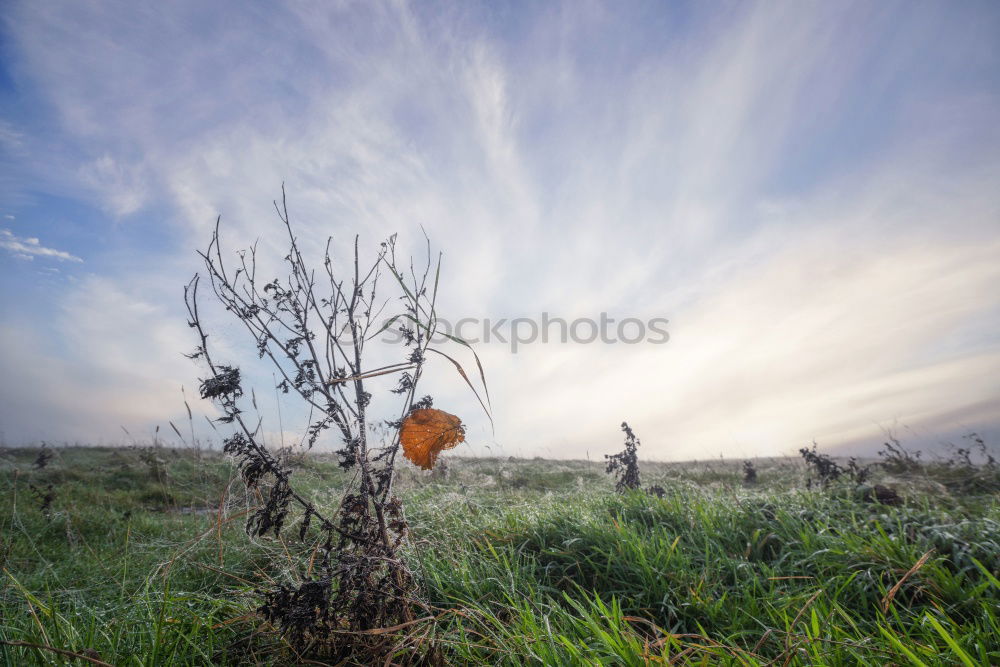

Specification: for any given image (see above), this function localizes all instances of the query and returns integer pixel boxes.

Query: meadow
[1,444,998,665]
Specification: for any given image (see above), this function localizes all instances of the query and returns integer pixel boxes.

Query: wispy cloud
[0,273,216,442]
[0,229,82,262]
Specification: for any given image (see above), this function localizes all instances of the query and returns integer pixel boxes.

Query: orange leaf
[400,408,465,470]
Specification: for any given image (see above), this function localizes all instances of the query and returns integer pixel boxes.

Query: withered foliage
[184,187,488,660]
[846,457,873,484]
[400,408,466,470]
[802,442,888,490]
[878,434,922,474]
[606,421,642,493]
[32,445,53,470]
[799,442,843,489]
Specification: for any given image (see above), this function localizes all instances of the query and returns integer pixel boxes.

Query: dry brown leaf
[400,408,465,470]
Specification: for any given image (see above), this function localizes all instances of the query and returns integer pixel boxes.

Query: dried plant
[878,433,922,474]
[32,445,53,470]
[966,432,997,468]
[184,187,488,658]
[606,422,641,493]
[846,457,874,484]
[742,460,757,486]
[399,408,465,470]
[944,433,995,468]
[799,442,842,488]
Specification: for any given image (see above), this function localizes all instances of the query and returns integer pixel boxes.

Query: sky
[1,1,999,461]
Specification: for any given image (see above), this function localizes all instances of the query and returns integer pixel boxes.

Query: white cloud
[1,1,998,456]
[0,228,82,262]
[79,154,149,217]
[0,273,216,443]
[455,231,1000,459]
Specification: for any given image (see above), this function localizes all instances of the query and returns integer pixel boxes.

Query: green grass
[1,446,998,664]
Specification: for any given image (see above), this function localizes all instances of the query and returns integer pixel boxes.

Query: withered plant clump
[945,432,997,469]
[32,445,53,470]
[801,443,905,504]
[799,442,843,488]
[743,460,757,485]
[878,433,922,474]
[184,188,488,659]
[846,457,874,484]
[606,422,641,493]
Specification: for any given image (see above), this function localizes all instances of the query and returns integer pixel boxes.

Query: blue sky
[1,1,999,460]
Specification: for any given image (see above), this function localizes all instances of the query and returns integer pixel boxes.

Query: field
[1,445,998,665]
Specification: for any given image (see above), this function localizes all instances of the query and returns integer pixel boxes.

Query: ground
[1,445,998,665]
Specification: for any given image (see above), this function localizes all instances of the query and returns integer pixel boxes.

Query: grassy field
[1,445,998,665]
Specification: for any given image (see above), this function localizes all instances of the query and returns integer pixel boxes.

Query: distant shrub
[878,433,922,474]
[945,432,997,469]
[32,445,53,470]
[846,457,875,484]
[606,422,641,492]
[799,442,843,488]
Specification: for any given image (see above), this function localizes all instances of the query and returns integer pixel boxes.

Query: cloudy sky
[1,1,998,460]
